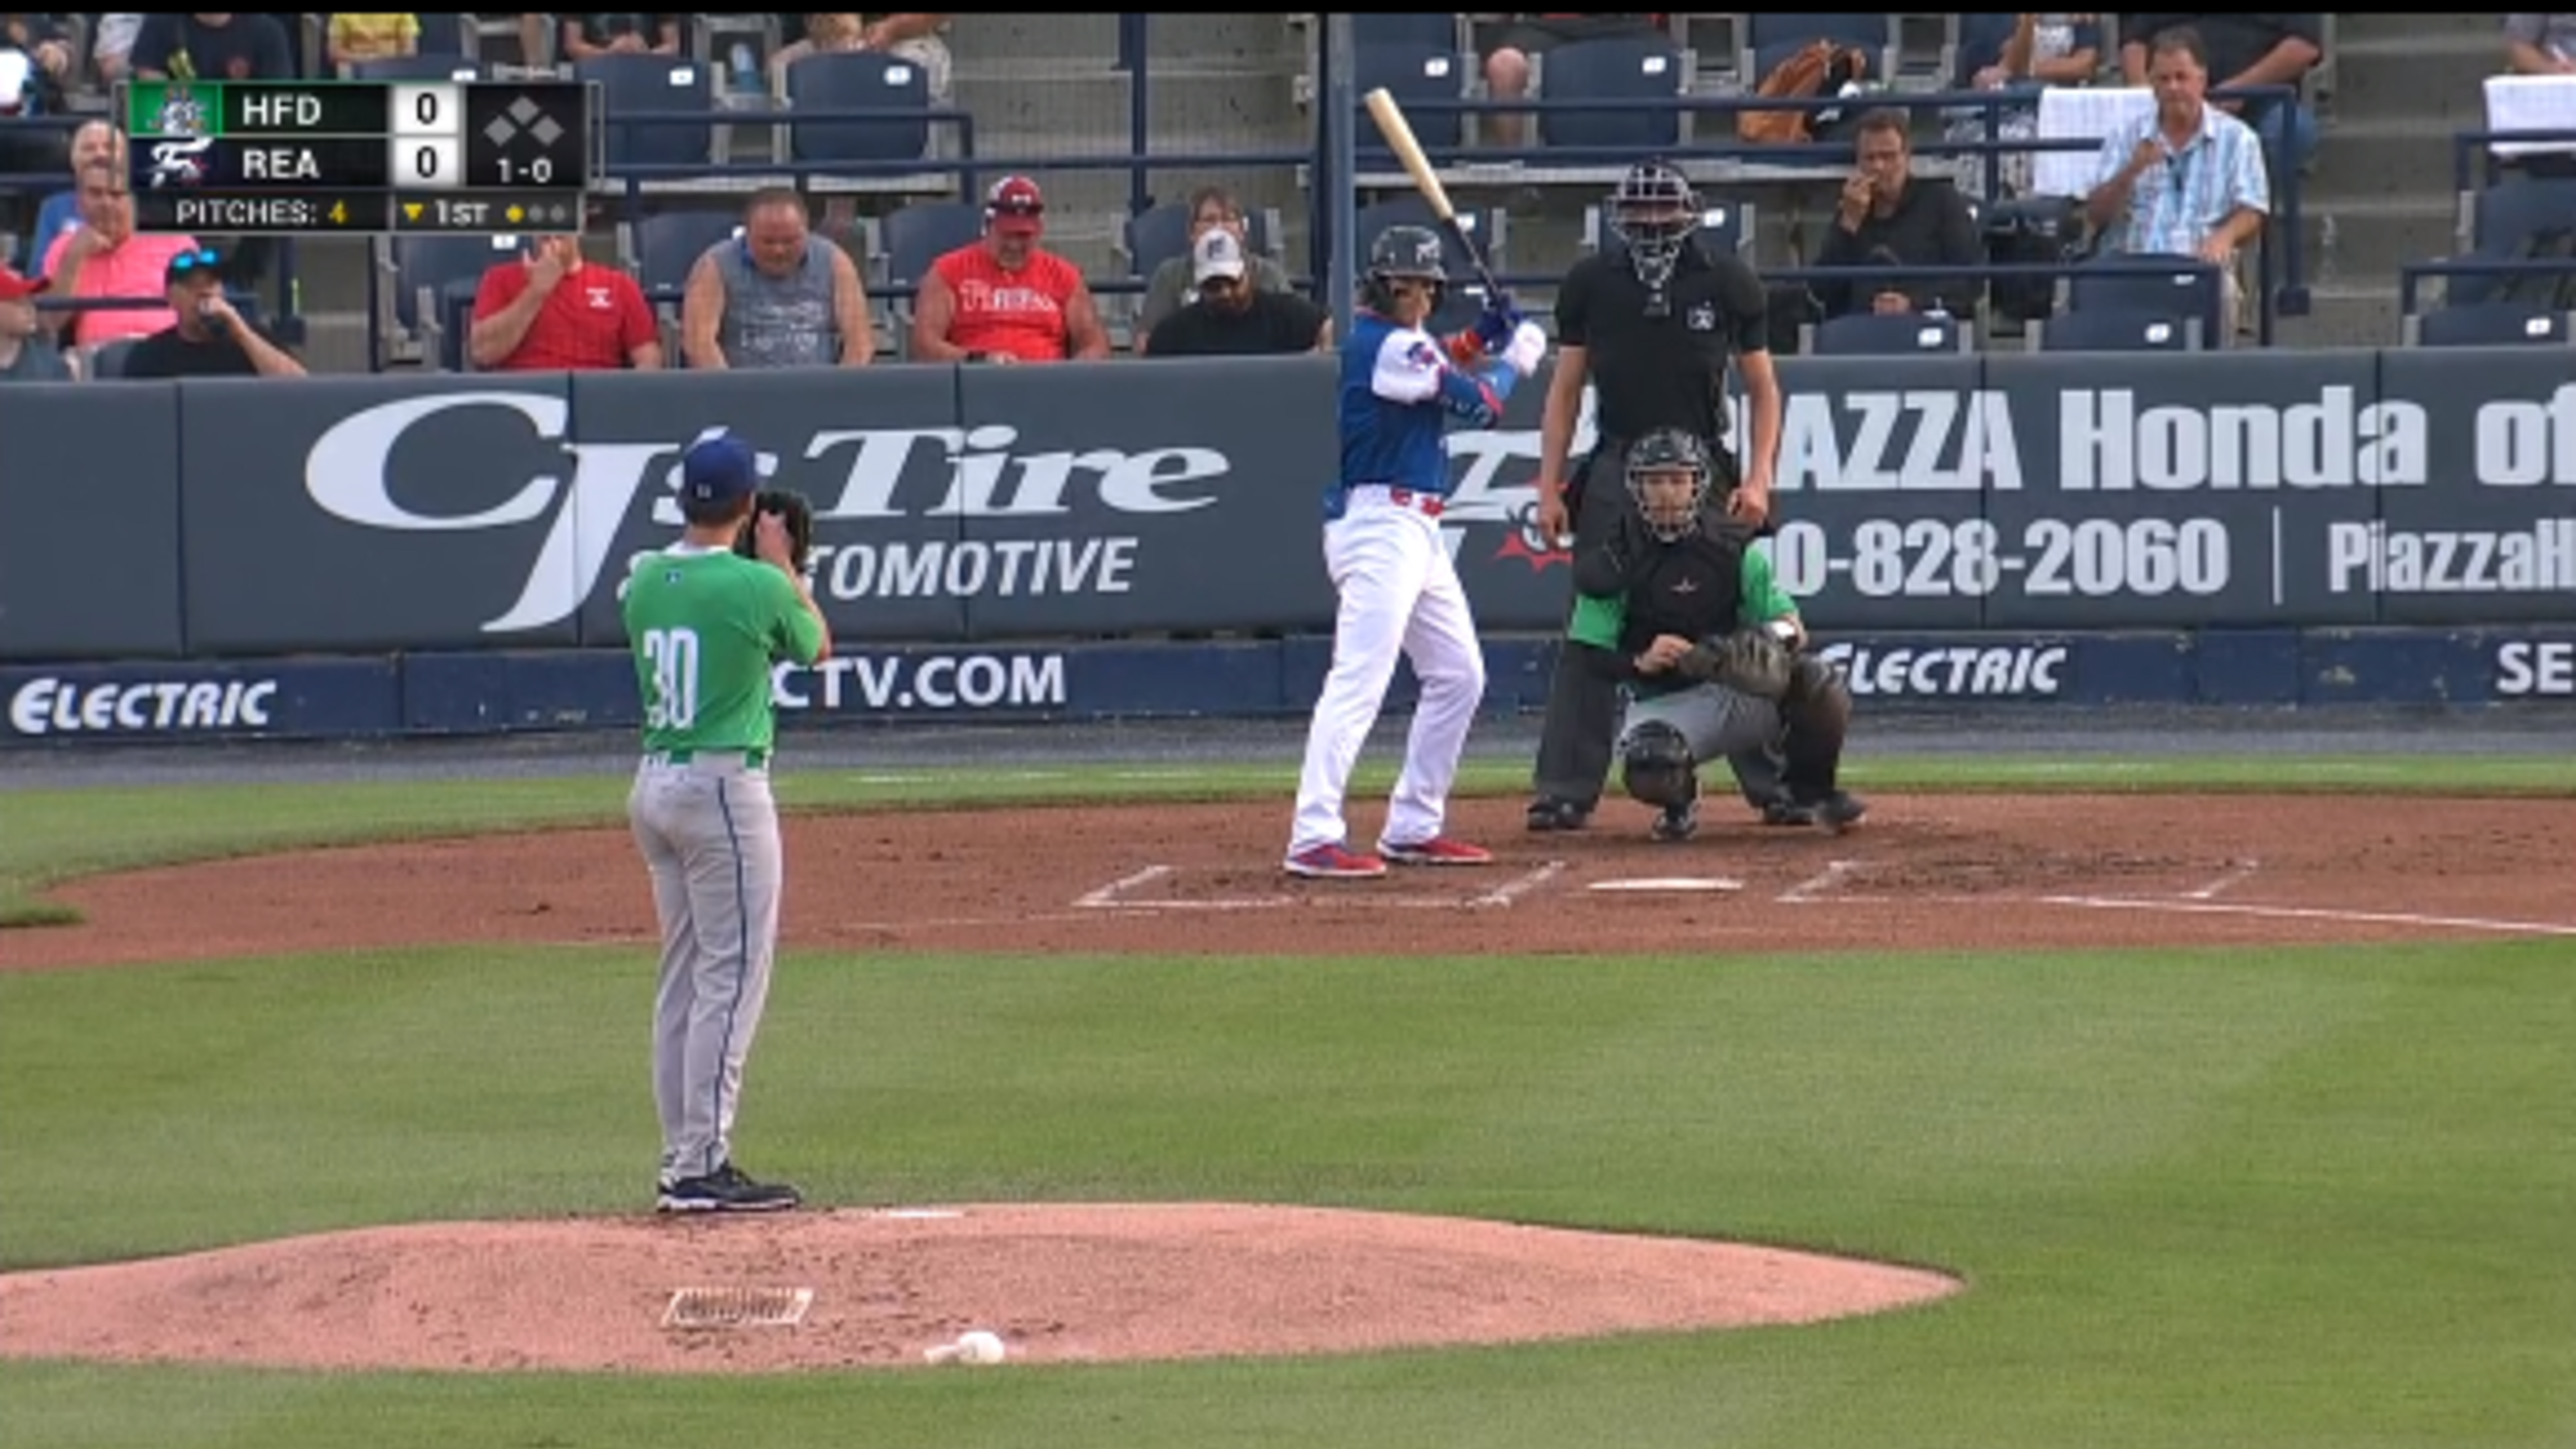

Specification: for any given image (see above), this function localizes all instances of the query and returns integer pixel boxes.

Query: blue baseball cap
[680,433,758,504]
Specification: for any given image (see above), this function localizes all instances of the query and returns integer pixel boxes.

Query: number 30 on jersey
[643,627,701,729]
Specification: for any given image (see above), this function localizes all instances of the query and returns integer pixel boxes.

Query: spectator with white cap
[1139,229,1332,357]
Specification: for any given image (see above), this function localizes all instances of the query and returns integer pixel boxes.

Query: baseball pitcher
[1566,428,1866,841]
[621,433,829,1213]
[1285,224,1548,879]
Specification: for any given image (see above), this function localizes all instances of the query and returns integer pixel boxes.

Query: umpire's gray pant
[1620,683,1784,792]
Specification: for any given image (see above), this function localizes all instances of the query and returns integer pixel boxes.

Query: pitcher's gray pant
[629,755,782,1185]
[1620,683,1784,792]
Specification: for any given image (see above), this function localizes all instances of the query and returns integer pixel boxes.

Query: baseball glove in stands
[735,488,817,573]
[1680,626,1794,699]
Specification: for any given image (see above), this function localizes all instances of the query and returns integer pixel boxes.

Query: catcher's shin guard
[1776,657,1852,797]
[1618,720,1699,809]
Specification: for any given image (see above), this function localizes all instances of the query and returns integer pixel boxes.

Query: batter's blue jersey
[1327,311,1521,521]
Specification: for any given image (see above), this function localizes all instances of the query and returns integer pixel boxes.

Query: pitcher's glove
[735,488,817,572]
[1680,626,1794,699]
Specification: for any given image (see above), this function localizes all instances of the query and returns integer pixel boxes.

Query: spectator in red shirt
[468,234,662,372]
[910,175,1110,365]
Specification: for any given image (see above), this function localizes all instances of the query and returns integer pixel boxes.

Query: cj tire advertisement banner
[2,347,2572,662]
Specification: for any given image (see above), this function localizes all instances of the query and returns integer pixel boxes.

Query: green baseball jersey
[621,547,827,756]
[1568,538,1797,696]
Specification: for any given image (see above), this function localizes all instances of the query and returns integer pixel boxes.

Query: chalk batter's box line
[1071,862,1566,913]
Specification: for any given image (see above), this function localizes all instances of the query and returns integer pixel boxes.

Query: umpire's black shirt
[1553,238,1770,448]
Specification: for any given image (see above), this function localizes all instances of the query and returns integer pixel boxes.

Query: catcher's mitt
[1680,626,1794,699]
[735,488,816,572]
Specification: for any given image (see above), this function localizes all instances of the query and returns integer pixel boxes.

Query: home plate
[1587,876,1744,893]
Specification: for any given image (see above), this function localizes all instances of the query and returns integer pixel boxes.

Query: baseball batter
[1566,428,1866,840]
[621,432,831,1213]
[1285,225,1548,879]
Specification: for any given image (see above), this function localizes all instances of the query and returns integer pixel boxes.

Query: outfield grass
[1,756,2573,1448]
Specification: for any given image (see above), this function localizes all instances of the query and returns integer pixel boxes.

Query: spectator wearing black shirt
[119,247,305,379]
[132,13,295,81]
[1138,231,1330,358]
[1814,109,1987,318]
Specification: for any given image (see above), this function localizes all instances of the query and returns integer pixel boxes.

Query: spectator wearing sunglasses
[117,248,304,379]
[41,162,200,350]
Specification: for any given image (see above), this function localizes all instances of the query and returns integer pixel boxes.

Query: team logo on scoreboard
[148,136,215,189]
[152,83,209,138]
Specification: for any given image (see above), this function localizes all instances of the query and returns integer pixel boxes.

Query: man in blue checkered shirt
[2081,24,2271,341]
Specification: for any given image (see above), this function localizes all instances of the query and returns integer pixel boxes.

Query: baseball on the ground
[957,1330,1007,1364]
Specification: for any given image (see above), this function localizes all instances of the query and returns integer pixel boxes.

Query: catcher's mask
[1363,223,1446,317]
[1626,427,1712,543]
[1607,159,1701,311]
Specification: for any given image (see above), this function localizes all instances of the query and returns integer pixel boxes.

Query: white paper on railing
[2032,86,2153,199]
[2482,75,2576,158]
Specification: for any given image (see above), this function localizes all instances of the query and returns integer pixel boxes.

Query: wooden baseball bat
[1360,86,1505,303]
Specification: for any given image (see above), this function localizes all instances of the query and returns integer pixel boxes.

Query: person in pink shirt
[42,162,200,351]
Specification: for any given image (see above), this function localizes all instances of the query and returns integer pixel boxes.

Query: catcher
[733,488,816,572]
[1565,427,1867,841]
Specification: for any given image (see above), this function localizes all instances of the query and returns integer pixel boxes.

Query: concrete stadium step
[2293,194,2469,289]
[954,73,1306,155]
[943,13,1122,65]
[2310,114,2496,204]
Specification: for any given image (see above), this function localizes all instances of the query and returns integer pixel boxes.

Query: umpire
[1526,158,1791,833]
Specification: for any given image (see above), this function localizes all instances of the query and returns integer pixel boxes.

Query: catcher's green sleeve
[1739,546,1797,625]
[1567,593,1627,650]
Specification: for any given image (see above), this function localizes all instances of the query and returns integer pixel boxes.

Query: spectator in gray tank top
[680,188,878,369]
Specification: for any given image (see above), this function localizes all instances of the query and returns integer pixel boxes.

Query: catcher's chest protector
[1618,535,1746,655]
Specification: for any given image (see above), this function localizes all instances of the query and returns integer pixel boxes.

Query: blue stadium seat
[1355,41,1466,153]
[1353,14,1462,53]
[2037,309,2200,352]
[877,199,984,297]
[83,337,138,381]
[348,55,480,82]
[26,190,78,275]
[1583,200,1751,258]
[1537,36,1686,151]
[2068,254,2224,341]
[377,235,517,371]
[1950,11,2018,87]
[2411,302,2571,347]
[634,209,743,302]
[782,49,932,164]
[2452,178,2576,305]
[1357,195,1504,333]
[578,54,718,172]
[1811,310,1966,357]
[412,13,466,58]
[1746,13,1893,87]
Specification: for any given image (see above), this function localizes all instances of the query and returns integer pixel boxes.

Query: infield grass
[1,759,2573,1449]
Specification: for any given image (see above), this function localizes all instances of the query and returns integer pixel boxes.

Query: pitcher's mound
[0,1203,1961,1373]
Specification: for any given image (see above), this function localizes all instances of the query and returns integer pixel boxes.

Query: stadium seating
[1119,200,1280,283]
[2406,302,2571,347]
[782,50,932,165]
[412,13,468,60]
[2067,256,2225,344]
[1808,310,1970,357]
[2033,309,2202,352]
[1352,14,1463,55]
[372,234,517,371]
[1354,41,1466,153]
[1534,35,1688,153]
[633,208,743,302]
[1581,200,1752,259]
[869,199,983,347]
[2447,177,2576,306]
[348,56,481,83]
[579,54,719,174]
[83,336,138,380]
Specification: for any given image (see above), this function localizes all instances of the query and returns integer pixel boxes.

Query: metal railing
[2449,126,2576,196]
[2398,256,2576,316]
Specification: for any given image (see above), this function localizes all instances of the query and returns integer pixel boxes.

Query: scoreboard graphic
[124,79,599,235]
